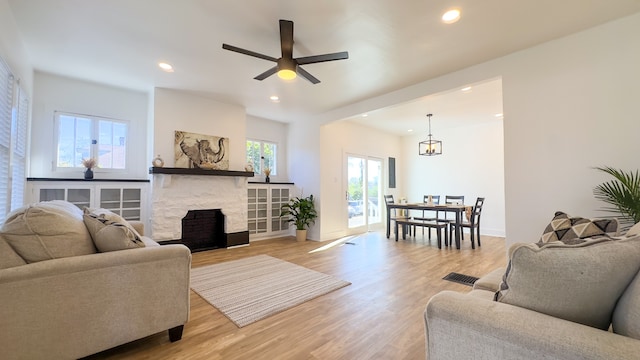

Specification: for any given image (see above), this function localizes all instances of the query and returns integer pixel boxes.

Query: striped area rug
[190,255,351,327]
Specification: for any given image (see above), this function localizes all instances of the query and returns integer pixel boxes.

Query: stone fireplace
[149,169,251,248]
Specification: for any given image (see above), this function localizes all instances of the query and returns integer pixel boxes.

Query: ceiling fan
[222,19,349,84]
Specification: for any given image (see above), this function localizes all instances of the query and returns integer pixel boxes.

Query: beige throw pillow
[496,235,640,330]
[83,214,145,252]
[0,200,96,263]
[0,236,27,269]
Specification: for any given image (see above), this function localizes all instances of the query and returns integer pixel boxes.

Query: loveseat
[0,200,191,360]
[425,212,640,360]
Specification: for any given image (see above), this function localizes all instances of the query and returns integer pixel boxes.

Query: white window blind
[11,85,29,211]
[0,58,14,223]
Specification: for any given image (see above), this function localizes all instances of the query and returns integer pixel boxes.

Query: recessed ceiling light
[158,62,174,72]
[461,86,472,92]
[270,95,280,102]
[362,114,368,117]
[495,113,503,117]
[442,9,461,24]
[408,129,414,132]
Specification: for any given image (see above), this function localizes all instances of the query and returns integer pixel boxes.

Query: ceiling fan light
[442,9,461,24]
[277,69,297,80]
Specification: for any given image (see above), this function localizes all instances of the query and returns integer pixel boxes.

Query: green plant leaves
[593,166,640,225]
[280,194,318,230]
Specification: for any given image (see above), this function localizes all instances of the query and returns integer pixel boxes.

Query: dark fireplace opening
[181,209,225,252]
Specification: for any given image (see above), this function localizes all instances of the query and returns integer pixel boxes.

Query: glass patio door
[346,155,382,232]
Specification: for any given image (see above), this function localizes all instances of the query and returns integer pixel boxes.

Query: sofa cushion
[83,207,141,238]
[540,211,618,244]
[83,214,145,252]
[612,269,640,339]
[496,235,640,330]
[0,236,27,269]
[0,200,96,263]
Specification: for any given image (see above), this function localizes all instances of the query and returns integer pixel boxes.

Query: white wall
[313,12,640,249]
[499,13,640,246]
[319,120,403,240]
[246,114,289,182]
[0,0,32,95]
[30,72,149,179]
[402,120,505,236]
[287,119,323,240]
[152,88,246,170]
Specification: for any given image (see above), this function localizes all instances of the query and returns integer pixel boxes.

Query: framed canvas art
[174,130,229,170]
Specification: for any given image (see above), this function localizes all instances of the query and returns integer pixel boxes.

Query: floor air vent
[442,272,479,286]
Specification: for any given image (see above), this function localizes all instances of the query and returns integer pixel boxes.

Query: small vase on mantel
[84,168,94,180]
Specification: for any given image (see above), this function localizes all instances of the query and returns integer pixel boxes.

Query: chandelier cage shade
[419,114,443,156]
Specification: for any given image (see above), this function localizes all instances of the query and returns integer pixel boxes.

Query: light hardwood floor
[84,230,507,360]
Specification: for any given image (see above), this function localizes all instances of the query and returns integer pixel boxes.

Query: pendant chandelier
[419,113,442,156]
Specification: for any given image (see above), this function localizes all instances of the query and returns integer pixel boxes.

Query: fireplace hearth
[181,209,225,252]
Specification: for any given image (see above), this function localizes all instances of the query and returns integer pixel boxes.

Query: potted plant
[280,194,318,241]
[593,166,640,230]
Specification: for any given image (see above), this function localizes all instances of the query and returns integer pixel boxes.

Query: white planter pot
[296,229,307,242]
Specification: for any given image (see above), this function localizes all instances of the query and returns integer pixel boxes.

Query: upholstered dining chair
[384,195,411,237]
[452,197,485,249]
[413,195,441,237]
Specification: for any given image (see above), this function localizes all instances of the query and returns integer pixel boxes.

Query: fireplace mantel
[149,167,254,177]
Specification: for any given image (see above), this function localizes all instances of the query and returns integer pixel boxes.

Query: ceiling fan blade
[254,66,278,81]
[296,51,349,65]
[280,20,294,59]
[222,43,278,62]
[297,67,320,84]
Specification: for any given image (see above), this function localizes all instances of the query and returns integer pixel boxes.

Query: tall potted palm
[280,194,318,241]
[593,166,640,229]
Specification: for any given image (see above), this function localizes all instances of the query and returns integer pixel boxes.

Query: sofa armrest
[0,244,191,360]
[425,290,640,360]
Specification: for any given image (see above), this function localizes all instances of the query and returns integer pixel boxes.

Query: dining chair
[413,195,440,237]
[451,197,485,249]
[384,195,411,237]
[439,195,465,244]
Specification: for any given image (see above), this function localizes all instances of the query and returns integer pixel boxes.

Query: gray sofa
[0,200,191,360]
[425,225,640,360]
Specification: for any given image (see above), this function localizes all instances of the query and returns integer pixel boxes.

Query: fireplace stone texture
[150,174,247,241]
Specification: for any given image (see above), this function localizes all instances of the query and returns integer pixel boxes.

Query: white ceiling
[7,0,640,133]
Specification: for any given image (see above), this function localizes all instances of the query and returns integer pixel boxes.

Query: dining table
[385,202,468,249]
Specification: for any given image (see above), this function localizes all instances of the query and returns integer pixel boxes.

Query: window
[0,56,28,223]
[246,140,277,176]
[55,112,128,170]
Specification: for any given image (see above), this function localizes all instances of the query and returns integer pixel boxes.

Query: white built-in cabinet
[27,180,149,221]
[247,183,292,239]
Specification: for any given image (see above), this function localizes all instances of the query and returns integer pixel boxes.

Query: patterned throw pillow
[83,214,145,252]
[83,207,142,238]
[540,211,618,244]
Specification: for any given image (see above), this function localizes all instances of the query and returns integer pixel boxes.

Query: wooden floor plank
[83,230,506,360]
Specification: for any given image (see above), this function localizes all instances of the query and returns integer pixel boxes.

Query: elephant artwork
[174,130,229,170]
